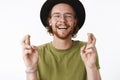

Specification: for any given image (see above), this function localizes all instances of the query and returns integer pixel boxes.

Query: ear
[74,19,78,27]
[48,17,52,26]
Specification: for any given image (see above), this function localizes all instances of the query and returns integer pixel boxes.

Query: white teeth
[58,26,67,29]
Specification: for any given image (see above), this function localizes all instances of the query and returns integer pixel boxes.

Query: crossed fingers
[87,33,96,46]
[22,35,33,54]
[81,33,96,54]
[85,33,96,54]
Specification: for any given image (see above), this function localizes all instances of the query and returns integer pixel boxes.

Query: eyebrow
[51,12,74,15]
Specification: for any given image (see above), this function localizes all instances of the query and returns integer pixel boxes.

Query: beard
[52,25,74,39]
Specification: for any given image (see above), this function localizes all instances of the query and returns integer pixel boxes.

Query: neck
[52,36,73,50]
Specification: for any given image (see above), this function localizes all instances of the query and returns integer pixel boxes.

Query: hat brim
[40,0,86,29]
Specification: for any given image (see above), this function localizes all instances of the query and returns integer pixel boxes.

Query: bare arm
[85,65,101,80]
[26,72,38,80]
[81,33,101,80]
[22,35,39,80]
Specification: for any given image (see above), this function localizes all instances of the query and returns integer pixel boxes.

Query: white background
[0,0,120,80]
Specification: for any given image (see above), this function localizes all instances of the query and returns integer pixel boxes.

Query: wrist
[86,66,97,71]
[85,63,97,69]
[26,68,37,74]
[26,67,38,73]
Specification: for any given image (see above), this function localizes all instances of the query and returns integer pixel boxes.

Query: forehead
[51,3,75,14]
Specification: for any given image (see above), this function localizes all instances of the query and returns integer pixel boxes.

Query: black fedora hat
[40,0,86,29]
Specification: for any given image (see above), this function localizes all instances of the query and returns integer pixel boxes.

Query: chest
[38,50,86,80]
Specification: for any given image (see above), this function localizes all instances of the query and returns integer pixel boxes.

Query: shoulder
[74,40,87,47]
[37,42,50,52]
[71,40,87,50]
[38,43,50,49]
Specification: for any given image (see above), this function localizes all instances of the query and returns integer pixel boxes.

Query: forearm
[25,68,39,80]
[26,72,38,80]
[86,65,101,80]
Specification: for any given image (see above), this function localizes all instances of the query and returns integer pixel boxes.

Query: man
[22,0,101,80]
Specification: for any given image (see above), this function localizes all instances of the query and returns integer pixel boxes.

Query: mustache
[55,24,70,28]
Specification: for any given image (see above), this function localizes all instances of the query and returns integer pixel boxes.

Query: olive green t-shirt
[37,41,100,80]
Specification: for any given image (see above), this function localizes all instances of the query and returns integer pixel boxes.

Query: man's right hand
[22,35,39,72]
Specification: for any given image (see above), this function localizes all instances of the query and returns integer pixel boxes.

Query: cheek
[68,22,75,28]
[69,19,76,25]
[51,20,57,26]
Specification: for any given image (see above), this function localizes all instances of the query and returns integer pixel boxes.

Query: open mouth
[58,28,67,29]
[57,26,68,30]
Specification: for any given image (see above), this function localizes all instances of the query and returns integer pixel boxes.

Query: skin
[49,3,77,40]
[22,3,101,80]
[22,35,38,80]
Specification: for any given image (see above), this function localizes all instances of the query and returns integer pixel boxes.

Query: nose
[59,15,66,22]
